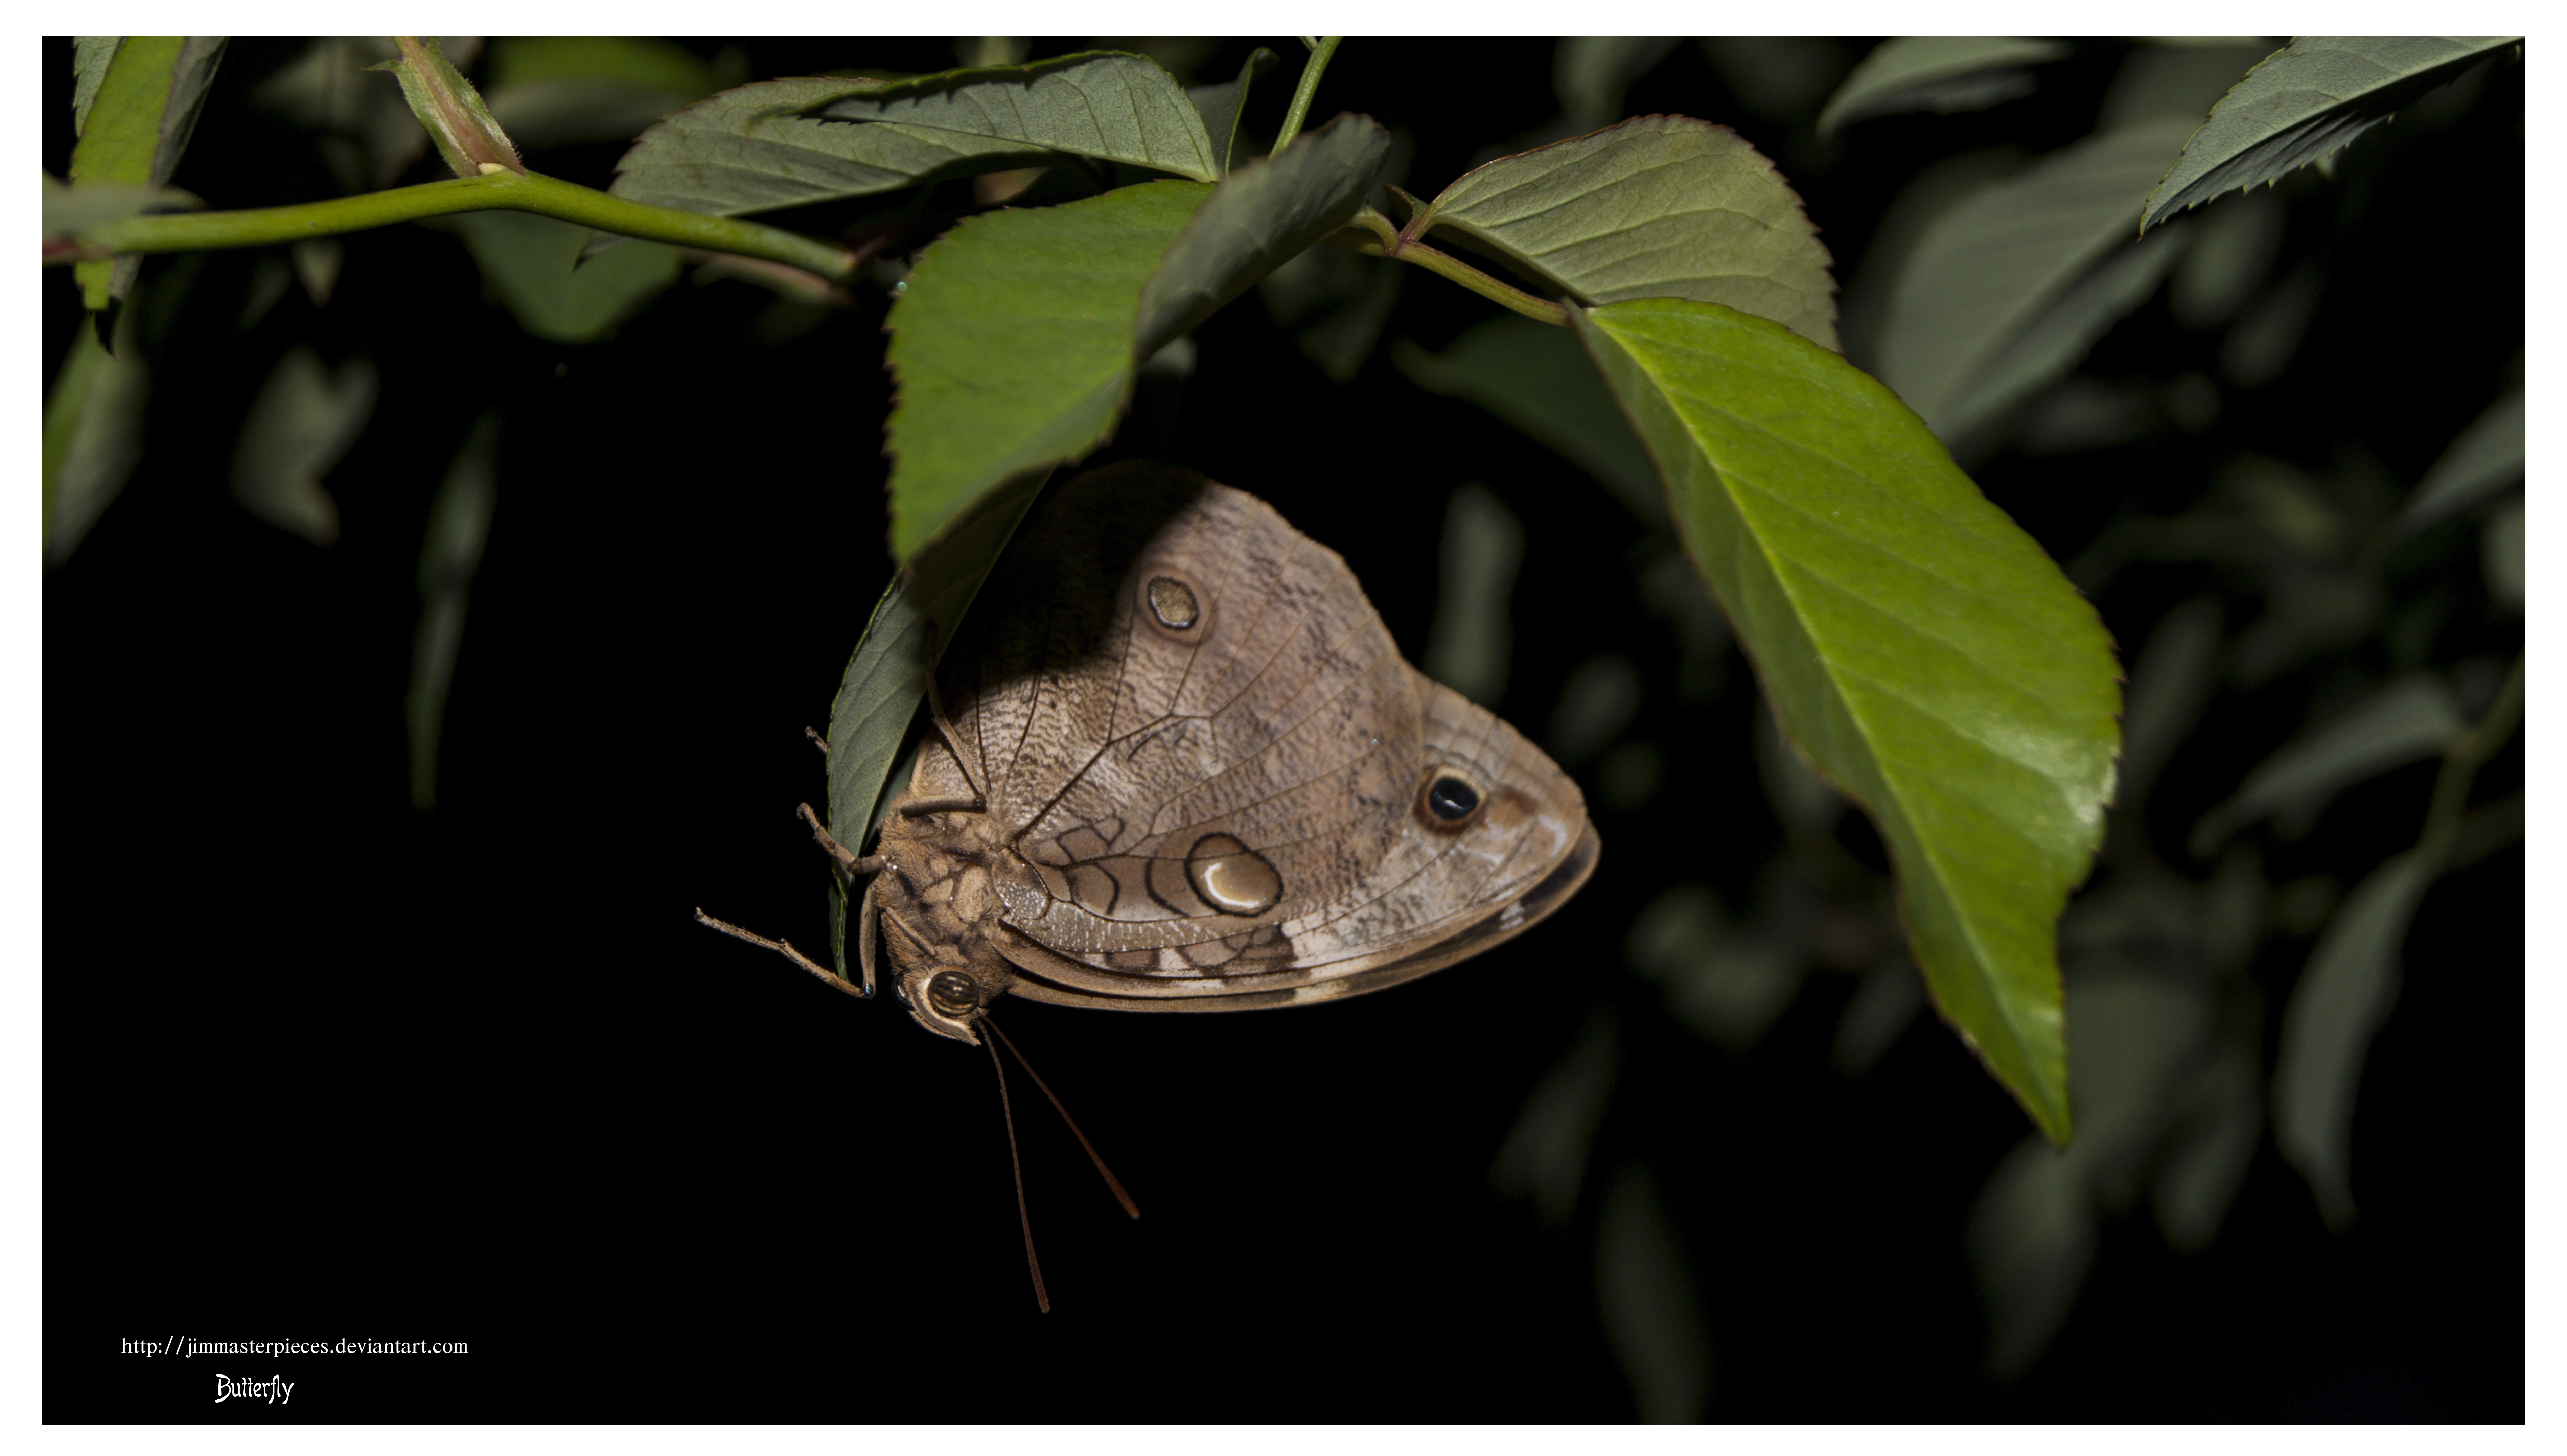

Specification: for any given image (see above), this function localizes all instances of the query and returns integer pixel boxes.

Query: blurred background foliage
[45,38,2521,1420]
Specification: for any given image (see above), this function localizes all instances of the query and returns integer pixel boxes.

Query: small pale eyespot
[1147,575,1201,630]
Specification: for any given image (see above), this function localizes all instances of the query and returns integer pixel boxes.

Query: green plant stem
[1333,206,1569,326]
[2418,653,2523,866]
[61,168,859,284]
[1274,37,1341,153]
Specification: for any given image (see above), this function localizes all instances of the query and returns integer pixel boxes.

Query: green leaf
[605,78,1045,219]
[66,36,226,314]
[2274,850,2433,1228]
[1392,314,1664,521]
[2140,36,2521,233]
[883,180,1211,561]
[608,52,1216,223]
[1873,115,2198,441]
[71,37,119,134]
[1131,113,1389,359]
[1188,46,1283,174]
[2399,387,2524,535]
[454,210,681,343]
[1416,115,1838,351]
[886,118,1383,562]
[1818,37,2068,138]
[368,36,525,180]
[824,470,1049,976]
[1575,297,2121,1141]
[811,52,1215,179]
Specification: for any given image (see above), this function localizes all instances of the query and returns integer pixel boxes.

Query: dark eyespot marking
[927,970,979,1017]
[1418,771,1484,831]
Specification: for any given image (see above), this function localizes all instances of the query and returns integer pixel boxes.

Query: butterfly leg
[855,870,885,998]
[795,802,881,877]
[691,908,869,1000]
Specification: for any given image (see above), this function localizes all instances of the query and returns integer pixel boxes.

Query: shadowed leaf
[2194,674,2464,852]
[408,415,501,811]
[1818,37,2067,138]
[1555,37,1679,129]
[2141,36,2520,233]
[1931,225,2190,449]
[2274,851,2433,1227]
[1490,1009,1617,1231]
[42,306,148,565]
[456,210,680,343]
[1416,115,1838,350]
[1576,298,2121,1141]
[229,349,376,546]
[484,35,727,150]
[1970,1140,2094,1379]
[825,471,1049,975]
[1596,1165,1712,1421]
[1132,113,1389,358]
[2399,387,2524,535]
[1188,46,1282,174]
[1394,315,1664,521]
[1875,115,2197,440]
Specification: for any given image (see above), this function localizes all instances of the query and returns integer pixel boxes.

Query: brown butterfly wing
[938,461,1594,1007]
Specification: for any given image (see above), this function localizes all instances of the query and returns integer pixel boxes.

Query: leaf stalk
[53,169,860,285]
[1333,205,1569,326]
[1274,37,1342,153]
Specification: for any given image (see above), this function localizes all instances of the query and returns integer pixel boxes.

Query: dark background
[45,38,2522,1420]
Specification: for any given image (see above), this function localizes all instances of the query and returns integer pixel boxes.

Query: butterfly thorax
[868,743,1035,1045]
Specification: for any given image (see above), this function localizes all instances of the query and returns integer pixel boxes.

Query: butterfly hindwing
[934,462,1594,1006]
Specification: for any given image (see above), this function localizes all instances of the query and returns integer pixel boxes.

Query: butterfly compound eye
[926,971,979,1018]
[1418,771,1484,830]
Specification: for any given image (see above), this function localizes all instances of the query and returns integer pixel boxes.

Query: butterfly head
[892,964,986,1044]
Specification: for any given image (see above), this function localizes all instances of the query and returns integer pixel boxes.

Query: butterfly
[699,460,1597,1306]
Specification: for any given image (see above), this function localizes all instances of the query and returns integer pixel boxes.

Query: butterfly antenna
[983,1023,1051,1314]
[982,1011,1141,1219]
